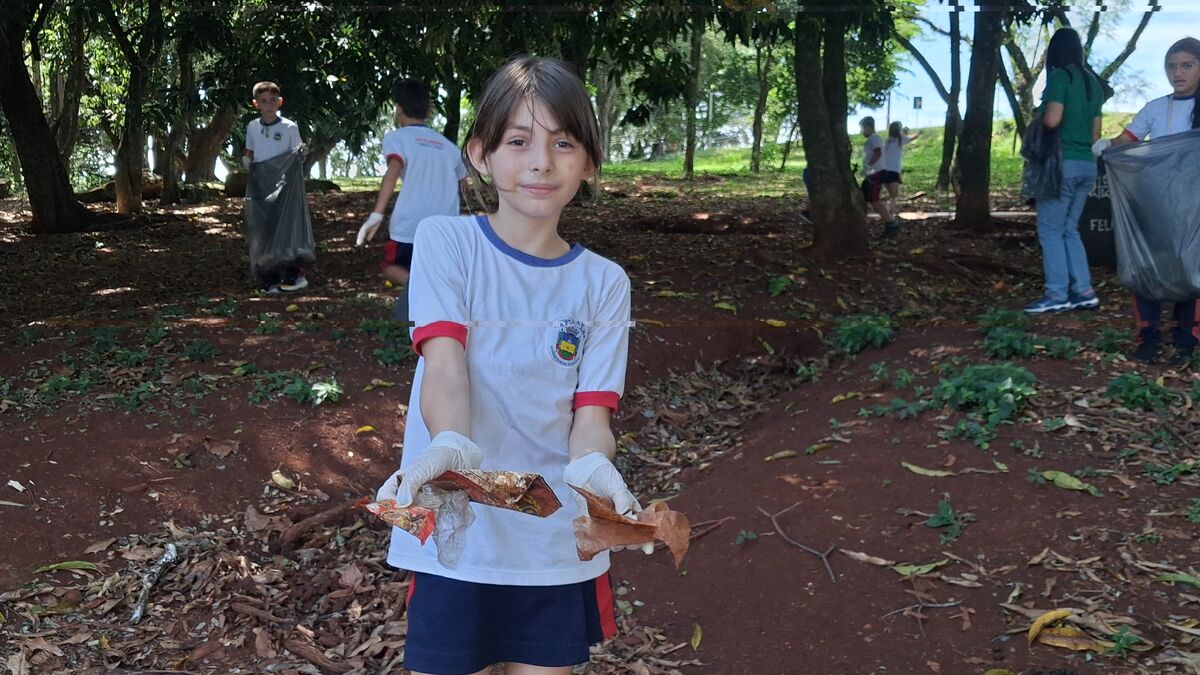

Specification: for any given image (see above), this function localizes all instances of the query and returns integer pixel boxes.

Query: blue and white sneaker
[1068,292,1100,310]
[1023,296,1071,314]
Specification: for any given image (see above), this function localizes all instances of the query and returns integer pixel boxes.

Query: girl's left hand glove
[563,453,641,516]
[375,431,483,507]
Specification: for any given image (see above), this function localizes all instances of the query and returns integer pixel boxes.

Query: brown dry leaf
[1036,626,1111,652]
[204,438,240,458]
[1027,609,1073,645]
[571,487,690,567]
[926,661,940,673]
[253,627,277,658]
[244,505,271,533]
[952,606,975,631]
[83,538,117,554]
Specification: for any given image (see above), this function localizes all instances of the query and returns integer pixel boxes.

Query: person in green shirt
[1025,28,1104,314]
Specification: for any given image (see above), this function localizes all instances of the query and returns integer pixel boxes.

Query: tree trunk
[997,58,1027,140]
[750,42,771,174]
[683,12,703,179]
[793,18,868,259]
[185,104,237,182]
[51,8,86,165]
[938,10,962,192]
[113,63,149,214]
[0,18,94,233]
[821,16,856,198]
[593,60,620,165]
[303,140,335,176]
[954,2,1006,231]
[442,80,462,145]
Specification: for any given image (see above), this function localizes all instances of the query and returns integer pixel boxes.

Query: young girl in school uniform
[374,56,642,675]
[1095,37,1200,364]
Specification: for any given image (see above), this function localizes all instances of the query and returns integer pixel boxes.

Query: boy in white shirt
[242,81,310,292]
[355,79,467,320]
[859,117,895,237]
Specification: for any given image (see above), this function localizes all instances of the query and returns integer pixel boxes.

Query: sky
[857,0,1200,129]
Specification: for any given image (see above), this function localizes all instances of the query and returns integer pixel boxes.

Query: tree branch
[28,0,57,61]
[893,31,951,103]
[1084,0,1103,53]
[1002,30,1033,86]
[1099,1,1158,82]
[96,0,137,64]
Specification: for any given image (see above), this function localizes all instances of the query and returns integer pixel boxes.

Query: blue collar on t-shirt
[476,215,584,267]
[260,116,283,127]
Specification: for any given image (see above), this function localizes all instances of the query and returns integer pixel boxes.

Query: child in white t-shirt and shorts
[881,121,920,236]
[373,56,642,675]
[356,79,467,320]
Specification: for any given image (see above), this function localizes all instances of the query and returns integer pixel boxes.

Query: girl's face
[468,97,595,226]
[1166,51,1200,96]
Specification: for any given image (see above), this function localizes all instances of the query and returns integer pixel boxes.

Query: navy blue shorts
[861,173,884,203]
[403,572,617,674]
[880,170,902,184]
[381,240,414,272]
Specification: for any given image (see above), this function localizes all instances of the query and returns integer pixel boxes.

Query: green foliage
[1184,498,1200,524]
[89,328,121,353]
[869,361,889,381]
[255,316,284,335]
[942,419,997,449]
[892,369,915,389]
[1105,624,1137,656]
[1190,379,1200,404]
[374,344,414,366]
[1090,327,1128,355]
[933,364,1037,428]
[249,371,342,406]
[983,327,1035,358]
[1142,461,1194,486]
[925,496,974,545]
[38,374,92,402]
[767,276,792,297]
[833,314,893,355]
[977,309,1030,332]
[1038,336,1082,359]
[183,339,220,363]
[308,380,343,406]
[735,529,758,545]
[206,298,239,317]
[795,361,820,383]
[115,381,159,411]
[142,323,168,346]
[859,397,933,420]
[359,318,408,342]
[1106,372,1178,411]
[111,348,150,368]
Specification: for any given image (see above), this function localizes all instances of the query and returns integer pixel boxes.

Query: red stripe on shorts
[595,573,618,640]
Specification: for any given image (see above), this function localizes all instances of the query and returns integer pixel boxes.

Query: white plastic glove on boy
[1091,138,1112,157]
[356,212,384,247]
[240,155,252,171]
[564,453,653,554]
[375,431,484,507]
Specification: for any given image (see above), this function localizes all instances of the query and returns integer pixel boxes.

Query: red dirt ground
[2,181,1198,674]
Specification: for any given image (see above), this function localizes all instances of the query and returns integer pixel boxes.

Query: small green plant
[828,417,841,430]
[1132,532,1161,545]
[232,362,261,377]
[767,276,792,297]
[795,362,819,382]
[248,371,305,404]
[374,344,414,366]
[111,348,151,368]
[207,298,239,317]
[892,369,915,389]
[925,496,975,545]
[933,363,1037,428]
[359,318,408,342]
[143,322,168,346]
[89,327,121,353]
[735,529,758,545]
[183,339,220,363]
[115,381,158,411]
[296,321,322,333]
[1105,625,1140,657]
[309,379,343,406]
[869,361,890,382]
[1038,335,1082,360]
[1090,327,1129,355]
[977,308,1030,332]
[1183,498,1200,524]
[859,397,934,420]
[1026,467,1048,485]
[1107,372,1178,411]
[255,317,284,335]
[833,314,893,355]
[38,374,92,403]
[984,327,1035,358]
[942,419,998,449]
[1143,461,1194,486]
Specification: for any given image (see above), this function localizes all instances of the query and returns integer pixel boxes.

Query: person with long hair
[1024,28,1104,314]
[1094,37,1200,364]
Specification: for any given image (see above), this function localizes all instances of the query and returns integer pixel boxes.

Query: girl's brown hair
[1166,37,1200,129]
[465,56,602,199]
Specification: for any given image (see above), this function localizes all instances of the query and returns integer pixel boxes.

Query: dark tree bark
[441,80,462,145]
[185,104,237,182]
[98,0,165,215]
[750,41,772,174]
[954,1,1006,231]
[939,9,962,192]
[0,2,94,233]
[50,5,86,165]
[683,10,703,179]
[793,17,868,259]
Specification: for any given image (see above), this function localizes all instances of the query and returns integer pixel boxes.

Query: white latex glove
[564,453,653,554]
[1091,138,1112,157]
[564,453,641,516]
[375,431,483,507]
[356,212,384,247]
[240,155,252,170]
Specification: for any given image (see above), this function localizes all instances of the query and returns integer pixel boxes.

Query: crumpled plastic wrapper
[571,486,691,568]
[358,470,559,568]
[427,469,562,516]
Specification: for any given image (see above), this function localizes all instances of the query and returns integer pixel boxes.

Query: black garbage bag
[1020,112,1063,201]
[1104,128,1200,301]
[244,148,316,278]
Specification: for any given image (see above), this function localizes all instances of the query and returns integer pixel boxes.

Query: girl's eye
[506,138,527,147]
[555,139,575,149]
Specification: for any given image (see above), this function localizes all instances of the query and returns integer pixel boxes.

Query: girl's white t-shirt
[1125,95,1196,141]
[386,214,632,586]
[882,136,912,173]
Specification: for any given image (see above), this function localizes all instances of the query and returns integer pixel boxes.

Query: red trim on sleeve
[386,153,405,165]
[412,321,468,356]
[1121,129,1139,142]
[574,391,620,413]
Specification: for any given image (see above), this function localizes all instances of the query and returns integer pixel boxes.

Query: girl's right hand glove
[563,453,641,516]
[1091,138,1112,157]
[356,212,384,247]
[375,431,484,507]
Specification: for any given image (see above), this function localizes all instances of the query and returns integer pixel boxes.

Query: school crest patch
[548,318,586,367]
[273,131,282,141]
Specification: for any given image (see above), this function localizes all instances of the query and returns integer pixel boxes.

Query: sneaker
[1023,296,1071,314]
[1168,345,1196,368]
[263,284,281,294]
[1067,292,1100,311]
[1130,341,1161,364]
[881,223,900,239]
[279,274,308,292]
